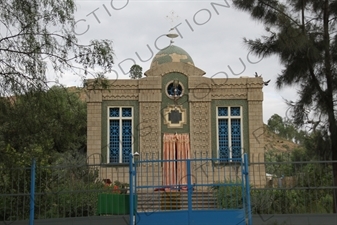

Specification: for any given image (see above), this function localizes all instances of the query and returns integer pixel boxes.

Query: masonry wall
[139,76,162,157]
[87,90,102,165]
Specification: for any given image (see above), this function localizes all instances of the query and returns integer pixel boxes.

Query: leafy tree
[0,0,114,95]
[0,87,95,220]
[267,113,305,143]
[0,145,102,220]
[303,128,332,160]
[267,114,284,134]
[0,86,87,158]
[233,0,337,212]
[257,149,333,214]
[129,64,143,79]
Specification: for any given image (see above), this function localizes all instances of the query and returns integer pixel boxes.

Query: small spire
[166,32,179,45]
[166,10,180,45]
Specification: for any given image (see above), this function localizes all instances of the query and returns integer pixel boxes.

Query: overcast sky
[63,0,297,123]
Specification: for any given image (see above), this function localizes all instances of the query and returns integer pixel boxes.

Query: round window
[166,81,183,97]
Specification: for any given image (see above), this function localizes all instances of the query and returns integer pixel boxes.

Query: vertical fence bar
[244,154,252,225]
[129,154,134,225]
[187,159,192,222]
[29,159,36,225]
[241,160,246,212]
[134,157,137,216]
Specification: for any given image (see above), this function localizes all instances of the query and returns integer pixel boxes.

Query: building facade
[86,45,266,187]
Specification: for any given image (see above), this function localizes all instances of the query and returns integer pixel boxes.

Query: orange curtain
[163,133,190,191]
[176,134,190,188]
[163,133,177,188]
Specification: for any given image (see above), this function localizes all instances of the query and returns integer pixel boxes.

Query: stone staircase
[136,191,218,212]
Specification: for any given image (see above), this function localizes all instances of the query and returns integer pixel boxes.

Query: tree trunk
[332,145,337,213]
[327,110,337,213]
[323,0,337,213]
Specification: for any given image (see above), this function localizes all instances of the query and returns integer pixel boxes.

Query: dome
[150,45,194,68]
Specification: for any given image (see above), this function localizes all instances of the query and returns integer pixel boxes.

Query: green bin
[97,193,137,215]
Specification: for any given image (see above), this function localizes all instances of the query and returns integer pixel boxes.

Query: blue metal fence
[2,152,336,224]
[129,153,252,225]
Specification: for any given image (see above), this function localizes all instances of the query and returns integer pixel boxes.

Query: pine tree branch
[258,0,301,27]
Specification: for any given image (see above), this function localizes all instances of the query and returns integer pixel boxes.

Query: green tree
[129,64,143,79]
[267,113,304,143]
[0,0,114,95]
[303,128,332,160]
[0,86,87,157]
[267,114,284,134]
[0,145,102,220]
[233,0,337,212]
[0,86,91,220]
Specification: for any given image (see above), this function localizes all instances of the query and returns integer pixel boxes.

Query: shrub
[212,180,244,209]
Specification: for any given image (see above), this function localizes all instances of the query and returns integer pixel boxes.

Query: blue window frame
[217,106,242,161]
[108,107,133,163]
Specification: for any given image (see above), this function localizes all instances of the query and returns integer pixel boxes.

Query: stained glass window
[230,107,240,116]
[110,108,119,117]
[217,106,242,161]
[109,120,120,163]
[122,120,132,163]
[108,107,133,163]
[231,119,241,159]
[167,82,183,96]
[218,107,228,116]
[122,108,132,117]
[218,119,229,160]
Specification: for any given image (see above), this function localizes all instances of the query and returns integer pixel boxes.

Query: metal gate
[128,154,252,225]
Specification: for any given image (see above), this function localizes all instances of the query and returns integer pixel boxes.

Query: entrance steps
[136,191,217,212]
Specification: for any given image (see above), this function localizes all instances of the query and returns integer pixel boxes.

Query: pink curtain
[163,133,190,191]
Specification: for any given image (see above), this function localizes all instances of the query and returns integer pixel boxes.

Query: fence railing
[249,157,337,214]
[0,160,130,221]
[1,152,336,222]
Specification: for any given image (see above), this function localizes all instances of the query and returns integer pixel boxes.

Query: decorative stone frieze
[139,102,161,156]
[102,89,139,100]
[190,102,211,156]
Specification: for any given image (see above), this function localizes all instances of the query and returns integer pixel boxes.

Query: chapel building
[86,44,266,187]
